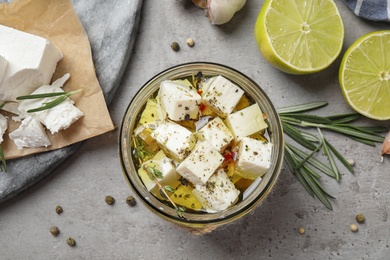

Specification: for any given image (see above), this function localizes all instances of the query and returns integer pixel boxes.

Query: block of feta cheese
[198,116,234,153]
[0,55,7,84]
[176,140,224,186]
[9,116,51,149]
[192,168,240,212]
[151,121,196,162]
[158,79,201,121]
[138,150,178,195]
[202,75,244,118]
[17,73,84,134]
[236,137,272,179]
[225,103,268,141]
[0,113,7,143]
[0,25,63,101]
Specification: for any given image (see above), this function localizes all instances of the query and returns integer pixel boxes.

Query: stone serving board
[0,0,142,204]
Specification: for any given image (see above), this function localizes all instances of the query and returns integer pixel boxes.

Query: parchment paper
[0,0,115,159]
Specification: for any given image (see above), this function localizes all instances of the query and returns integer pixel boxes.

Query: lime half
[255,0,344,74]
[339,30,390,120]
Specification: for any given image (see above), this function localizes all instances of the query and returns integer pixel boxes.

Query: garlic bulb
[192,0,246,25]
[206,0,246,25]
[381,131,390,155]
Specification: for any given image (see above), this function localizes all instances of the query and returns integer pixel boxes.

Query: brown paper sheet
[0,0,115,159]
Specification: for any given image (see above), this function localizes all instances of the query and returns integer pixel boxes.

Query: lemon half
[255,0,344,74]
[339,30,390,120]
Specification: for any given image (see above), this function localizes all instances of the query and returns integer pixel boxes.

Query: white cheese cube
[236,137,272,179]
[0,55,7,84]
[151,122,196,162]
[138,150,178,194]
[17,74,84,134]
[198,116,234,153]
[9,116,51,149]
[202,75,244,118]
[158,79,201,121]
[192,169,240,212]
[225,104,268,140]
[0,25,63,101]
[0,114,7,143]
[176,140,224,185]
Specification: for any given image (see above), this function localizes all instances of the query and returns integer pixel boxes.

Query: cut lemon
[254,0,344,74]
[339,30,390,120]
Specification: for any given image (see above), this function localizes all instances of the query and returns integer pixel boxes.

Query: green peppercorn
[50,226,60,237]
[66,237,76,247]
[171,42,180,52]
[126,196,136,206]
[105,195,115,205]
[55,205,63,215]
[356,213,365,223]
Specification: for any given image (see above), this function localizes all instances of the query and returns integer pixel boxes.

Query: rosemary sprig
[16,89,82,113]
[0,144,7,173]
[280,101,387,209]
[132,135,186,219]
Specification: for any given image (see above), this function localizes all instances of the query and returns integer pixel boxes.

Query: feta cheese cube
[0,113,7,143]
[9,116,51,149]
[176,140,224,185]
[236,137,272,179]
[138,150,178,194]
[17,74,84,134]
[202,75,244,118]
[0,25,63,101]
[198,116,234,153]
[192,168,240,212]
[0,55,7,84]
[225,104,268,140]
[158,79,201,121]
[151,122,196,162]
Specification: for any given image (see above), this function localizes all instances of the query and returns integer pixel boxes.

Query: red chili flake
[199,103,206,111]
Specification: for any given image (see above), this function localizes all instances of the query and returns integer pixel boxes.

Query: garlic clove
[206,0,247,25]
[381,131,390,155]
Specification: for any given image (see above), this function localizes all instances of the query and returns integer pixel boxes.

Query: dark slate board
[0,0,142,204]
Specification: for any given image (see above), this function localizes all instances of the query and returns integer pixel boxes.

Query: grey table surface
[1,0,390,259]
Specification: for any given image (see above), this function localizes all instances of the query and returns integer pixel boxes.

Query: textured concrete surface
[1,0,390,259]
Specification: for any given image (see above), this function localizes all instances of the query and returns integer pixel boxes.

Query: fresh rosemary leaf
[293,142,322,170]
[282,122,317,150]
[0,144,7,173]
[348,136,376,146]
[286,143,336,178]
[164,185,175,193]
[299,167,333,210]
[325,139,354,174]
[302,164,321,179]
[16,92,68,100]
[334,124,385,137]
[277,101,328,114]
[301,131,320,142]
[323,124,385,143]
[311,176,336,199]
[27,94,71,113]
[358,125,389,133]
[318,129,340,181]
[328,114,361,124]
[282,113,332,124]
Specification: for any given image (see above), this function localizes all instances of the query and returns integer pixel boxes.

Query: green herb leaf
[0,144,7,173]
[164,185,175,193]
[325,139,354,174]
[277,101,328,114]
[282,122,317,150]
[318,129,340,181]
[282,113,332,124]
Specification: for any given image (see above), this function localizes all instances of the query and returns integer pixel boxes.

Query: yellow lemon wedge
[339,30,390,120]
[254,0,344,74]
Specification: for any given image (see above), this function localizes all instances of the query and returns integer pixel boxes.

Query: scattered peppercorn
[105,195,115,205]
[66,237,76,247]
[171,42,180,52]
[50,226,60,237]
[347,159,355,167]
[126,196,136,206]
[350,224,358,232]
[55,205,63,215]
[356,213,365,223]
[186,38,195,47]
[298,227,305,235]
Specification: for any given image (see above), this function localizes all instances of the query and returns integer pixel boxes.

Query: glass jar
[119,62,284,231]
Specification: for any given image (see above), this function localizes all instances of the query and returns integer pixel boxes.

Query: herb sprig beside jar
[278,101,387,209]
[132,135,186,219]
